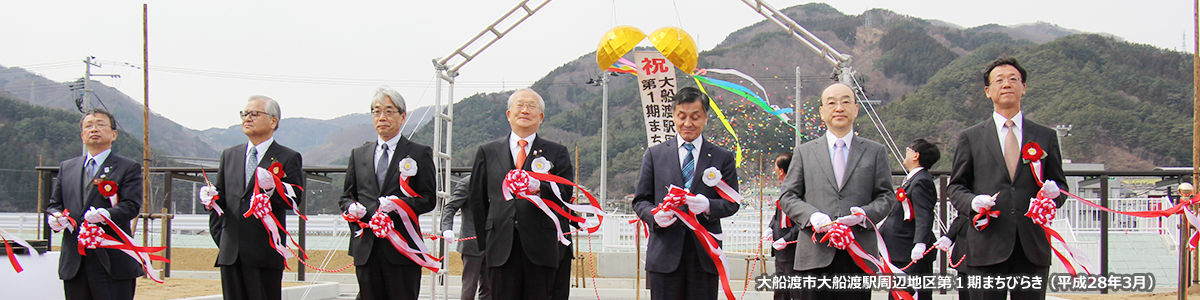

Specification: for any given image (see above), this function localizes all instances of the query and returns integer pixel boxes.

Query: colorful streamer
[692,77,743,167]
[694,74,795,127]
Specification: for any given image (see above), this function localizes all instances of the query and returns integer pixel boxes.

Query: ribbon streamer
[694,73,795,126]
[654,185,738,300]
[0,227,35,273]
[528,171,608,234]
[692,77,744,167]
[370,196,442,273]
[503,170,573,246]
[896,188,914,221]
[77,215,170,283]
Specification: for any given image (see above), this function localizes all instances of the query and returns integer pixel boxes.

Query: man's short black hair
[909,139,940,169]
[982,56,1028,86]
[80,108,117,130]
[672,86,710,113]
[775,152,793,172]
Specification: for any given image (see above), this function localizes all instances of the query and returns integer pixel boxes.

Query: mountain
[413,2,1190,202]
[0,66,218,158]
[195,105,435,165]
[0,93,151,211]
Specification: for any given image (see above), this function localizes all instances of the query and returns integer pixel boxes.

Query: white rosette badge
[702,167,743,203]
[397,157,421,198]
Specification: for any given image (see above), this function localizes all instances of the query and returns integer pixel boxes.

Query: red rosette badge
[97,180,117,197]
[269,161,285,178]
[1021,142,1046,164]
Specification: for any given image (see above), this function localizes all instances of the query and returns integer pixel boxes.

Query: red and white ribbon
[503,169,584,246]
[701,167,742,203]
[0,227,35,273]
[1184,206,1200,250]
[775,199,789,228]
[95,180,119,208]
[76,215,169,283]
[243,192,295,261]
[814,213,914,300]
[529,157,608,233]
[254,167,306,221]
[654,185,738,300]
[1025,190,1093,276]
[369,196,442,273]
[396,158,421,198]
[896,188,913,221]
[972,207,1000,231]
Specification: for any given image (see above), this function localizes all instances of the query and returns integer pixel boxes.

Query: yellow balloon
[596,25,646,71]
[648,26,698,74]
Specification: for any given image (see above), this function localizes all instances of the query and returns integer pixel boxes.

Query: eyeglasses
[512,102,541,112]
[822,100,855,109]
[991,76,1023,86]
[239,110,271,119]
[371,109,400,116]
[83,123,112,130]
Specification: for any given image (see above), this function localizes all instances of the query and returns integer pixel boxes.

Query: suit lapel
[1019,120,1041,182]
[981,120,1010,182]
[841,137,867,190]
[692,140,715,190]
[63,157,84,213]
[526,137,547,171]
[85,156,120,208]
[813,137,838,190]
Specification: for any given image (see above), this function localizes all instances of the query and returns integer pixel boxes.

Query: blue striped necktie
[682,143,695,190]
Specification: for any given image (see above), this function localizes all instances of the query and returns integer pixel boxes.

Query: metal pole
[600,74,609,211]
[1192,0,1200,295]
[1100,175,1109,294]
[635,221,642,300]
[1177,186,1187,300]
[795,67,801,141]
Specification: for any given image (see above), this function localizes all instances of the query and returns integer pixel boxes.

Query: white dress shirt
[992,111,1024,154]
[676,134,703,170]
[509,132,536,167]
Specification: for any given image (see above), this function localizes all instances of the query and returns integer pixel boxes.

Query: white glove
[378,197,400,213]
[442,230,456,242]
[910,243,927,261]
[199,185,218,208]
[84,207,110,224]
[48,212,70,232]
[528,178,542,194]
[1041,180,1061,199]
[835,207,867,227]
[773,237,788,250]
[762,228,773,239]
[653,210,677,228]
[685,194,710,214]
[933,236,953,252]
[972,194,996,213]
[347,202,367,219]
[809,212,832,233]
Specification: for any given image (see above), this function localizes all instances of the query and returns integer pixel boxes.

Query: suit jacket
[779,135,894,272]
[469,136,574,268]
[768,198,799,261]
[209,141,305,269]
[441,175,480,256]
[631,139,741,274]
[880,168,937,263]
[338,138,437,265]
[947,118,1067,267]
[46,152,144,280]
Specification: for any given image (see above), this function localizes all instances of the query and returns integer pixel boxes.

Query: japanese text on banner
[634,51,678,147]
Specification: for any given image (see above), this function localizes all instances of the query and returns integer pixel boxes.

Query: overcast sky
[2,0,1194,130]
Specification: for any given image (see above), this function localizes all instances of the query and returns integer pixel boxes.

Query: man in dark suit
[779,83,894,300]
[631,87,741,300]
[442,175,491,300]
[46,108,143,300]
[880,139,940,300]
[338,87,437,300]
[948,56,1067,300]
[468,89,575,300]
[765,152,799,300]
[200,95,305,300]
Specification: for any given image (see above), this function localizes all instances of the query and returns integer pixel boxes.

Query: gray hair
[371,87,406,114]
[248,95,281,130]
[506,88,545,111]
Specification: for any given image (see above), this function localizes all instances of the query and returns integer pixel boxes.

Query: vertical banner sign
[634,51,678,148]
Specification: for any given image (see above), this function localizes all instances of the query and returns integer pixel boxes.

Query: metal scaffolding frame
[429,1,553,298]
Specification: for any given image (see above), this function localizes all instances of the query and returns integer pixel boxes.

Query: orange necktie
[516,139,528,168]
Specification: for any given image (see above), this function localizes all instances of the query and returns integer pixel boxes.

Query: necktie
[377,143,390,189]
[85,158,96,180]
[682,143,695,190]
[1004,119,1020,180]
[246,147,259,186]
[516,139,529,168]
[833,139,846,188]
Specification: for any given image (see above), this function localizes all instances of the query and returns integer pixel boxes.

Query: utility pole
[1053,124,1072,160]
[80,56,121,112]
